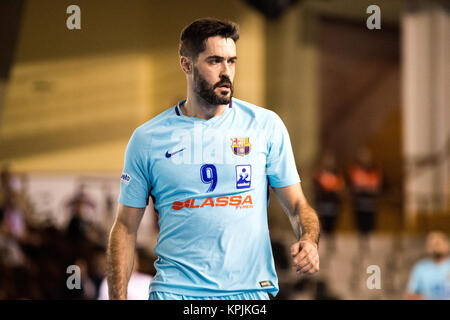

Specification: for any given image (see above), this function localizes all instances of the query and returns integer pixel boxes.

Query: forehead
[199,36,236,58]
[427,233,448,244]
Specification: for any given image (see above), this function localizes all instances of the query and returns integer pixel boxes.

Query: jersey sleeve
[266,112,301,188]
[118,129,151,208]
[407,263,424,295]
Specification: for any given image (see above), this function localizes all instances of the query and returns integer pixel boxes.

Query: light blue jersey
[118,97,300,297]
[408,258,450,300]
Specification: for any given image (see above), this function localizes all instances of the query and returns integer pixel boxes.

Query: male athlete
[107,18,320,300]
[405,231,450,300]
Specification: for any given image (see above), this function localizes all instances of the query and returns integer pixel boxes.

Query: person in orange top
[314,152,344,256]
[348,147,383,254]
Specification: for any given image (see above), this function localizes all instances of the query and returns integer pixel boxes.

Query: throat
[182,99,227,120]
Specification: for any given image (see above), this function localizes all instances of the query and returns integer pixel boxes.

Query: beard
[431,252,445,261]
[193,67,233,106]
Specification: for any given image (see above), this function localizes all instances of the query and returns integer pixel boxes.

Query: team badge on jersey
[236,165,251,189]
[231,137,251,156]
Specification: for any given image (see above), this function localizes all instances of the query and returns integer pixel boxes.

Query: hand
[291,239,319,275]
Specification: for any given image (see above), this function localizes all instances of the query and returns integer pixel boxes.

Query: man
[313,152,344,256]
[348,147,382,255]
[405,231,450,300]
[107,18,320,300]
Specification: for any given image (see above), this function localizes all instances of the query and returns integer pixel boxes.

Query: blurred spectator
[348,147,383,255]
[2,191,27,240]
[98,250,153,300]
[0,168,29,269]
[0,222,26,268]
[102,183,116,232]
[405,231,450,300]
[0,166,13,224]
[90,249,107,297]
[16,173,39,229]
[65,183,97,241]
[313,152,344,255]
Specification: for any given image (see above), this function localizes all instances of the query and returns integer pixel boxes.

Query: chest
[148,128,269,195]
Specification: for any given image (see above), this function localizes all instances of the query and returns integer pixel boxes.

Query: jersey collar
[174,99,232,117]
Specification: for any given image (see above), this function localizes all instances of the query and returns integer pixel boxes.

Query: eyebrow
[206,55,238,61]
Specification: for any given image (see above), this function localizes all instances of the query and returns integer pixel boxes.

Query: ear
[180,56,193,75]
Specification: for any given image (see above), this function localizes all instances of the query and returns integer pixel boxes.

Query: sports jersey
[408,258,450,300]
[118,97,300,296]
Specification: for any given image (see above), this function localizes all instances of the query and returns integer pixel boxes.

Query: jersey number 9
[200,164,217,193]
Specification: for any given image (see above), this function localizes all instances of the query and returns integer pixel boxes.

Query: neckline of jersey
[174,99,233,125]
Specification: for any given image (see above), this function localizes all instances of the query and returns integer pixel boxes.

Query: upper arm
[407,264,424,295]
[115,204,145,234]
[266,112,301,188]
[272,182,310,215]
[118,129,152,208]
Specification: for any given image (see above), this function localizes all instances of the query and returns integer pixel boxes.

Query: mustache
[213,77,232,88]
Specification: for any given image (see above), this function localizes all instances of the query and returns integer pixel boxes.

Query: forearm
[106,220,137,300]
[287,203,320,246]
[273,183,320,245]
[297,203,320,246]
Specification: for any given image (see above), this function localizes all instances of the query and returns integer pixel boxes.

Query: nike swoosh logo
[165,148,185,158]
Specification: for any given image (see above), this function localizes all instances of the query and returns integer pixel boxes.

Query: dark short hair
[179,18,239,60]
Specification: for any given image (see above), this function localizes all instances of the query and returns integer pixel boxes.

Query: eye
[208,58,222,65]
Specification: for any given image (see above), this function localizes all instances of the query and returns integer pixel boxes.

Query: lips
[215,82,231,89]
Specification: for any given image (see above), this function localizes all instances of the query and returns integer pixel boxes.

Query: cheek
[230,67,236,80]
[201,68,219,83]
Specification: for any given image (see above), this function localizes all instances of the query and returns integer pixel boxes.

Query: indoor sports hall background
[0,0,448,299]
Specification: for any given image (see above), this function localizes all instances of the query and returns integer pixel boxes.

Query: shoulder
[130,105,178,142]
[413,259,433,272]
[136,106,177,135]
[232,98,284,127]
[444,258,450,268]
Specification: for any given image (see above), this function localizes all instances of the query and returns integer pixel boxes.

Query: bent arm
[272,183,320,246]
[106,204,145,299]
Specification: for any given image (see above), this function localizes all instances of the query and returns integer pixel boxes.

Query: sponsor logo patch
[165,148,185,158]
[120,172,131,185]
[259,280,272,288]
[236,165,251,189]
[172,195,253,211]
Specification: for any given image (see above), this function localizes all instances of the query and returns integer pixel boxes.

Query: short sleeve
[266,112,301,188]
[407,263,424,295]
[118,129,151,208]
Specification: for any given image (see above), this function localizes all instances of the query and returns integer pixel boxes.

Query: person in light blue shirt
[106,18,320,300]
[406,231,450,300]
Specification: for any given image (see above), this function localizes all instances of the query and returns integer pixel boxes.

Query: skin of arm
[106,204,145,299]
[272,183,320,275]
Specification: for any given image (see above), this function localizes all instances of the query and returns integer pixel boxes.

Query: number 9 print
[200,164,217,193]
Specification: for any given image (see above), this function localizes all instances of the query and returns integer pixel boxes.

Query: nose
[220,60,232,78]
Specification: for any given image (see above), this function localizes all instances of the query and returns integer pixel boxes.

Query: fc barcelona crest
[231,137,251,156]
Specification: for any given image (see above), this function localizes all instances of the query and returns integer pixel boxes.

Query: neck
[432,254,447,264]
[182,91,228,120]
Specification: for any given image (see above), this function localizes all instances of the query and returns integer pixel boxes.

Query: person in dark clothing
[65,184,96,241]
[314,152,344,256]
[348,147,383,255]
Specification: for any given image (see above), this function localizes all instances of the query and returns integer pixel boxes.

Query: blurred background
[0,0,448,299]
